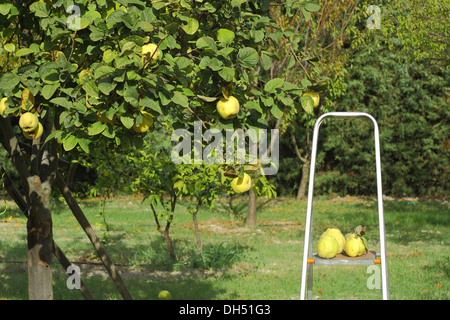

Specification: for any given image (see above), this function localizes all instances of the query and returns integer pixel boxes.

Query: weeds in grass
[185,242,249,271]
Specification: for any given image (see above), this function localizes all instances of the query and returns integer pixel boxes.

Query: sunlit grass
[0,196,448,300]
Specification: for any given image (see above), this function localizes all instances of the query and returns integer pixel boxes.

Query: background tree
[382,0,449,68]
[272,0,449,198]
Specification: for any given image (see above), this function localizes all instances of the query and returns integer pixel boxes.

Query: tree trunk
[291,130,311,201]
[246,186,257,226]
[0,118,56,300]
[296,159,310,201]
[192,210,201,255]
[27,178,54,300]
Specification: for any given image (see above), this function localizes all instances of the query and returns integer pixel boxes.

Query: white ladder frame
[299,112,390,300]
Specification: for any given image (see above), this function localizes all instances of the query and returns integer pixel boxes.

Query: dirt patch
[181,220,301,236]
[69,264,223,281]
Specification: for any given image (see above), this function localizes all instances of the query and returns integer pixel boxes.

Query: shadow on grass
[337,201,449,245]
[0,228,252,299]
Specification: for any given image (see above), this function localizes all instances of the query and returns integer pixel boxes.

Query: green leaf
[120,116,134,129]
[172,91,189,107]
[77,138,91,154]
[244,100,262,113]
[301,78,312,87]
[140,98,163,114]
[174,56,192,70]
[50,97,72,109]
[42,71,60,84]
[218,67,235,82]
[305,2,321,12]
[301,8,311,21]
[231,0,247,7]
[0,4,12,16]
[196,36,217,52]
[237,47,259,68]
[102,125,115,139]
[300,95,314,114]
[120,41,137,56]
[15,48,34,57]
[264,78,284,93]
[41,84,59,100]
[82,80,99,98]
[0,73,20,90]
[94,66,115,79]
[98,80,116,95]
[124,86,139,106]
[217,29,235,45]
[68,17,91,31]
[63,135,78,151]
[197,95,218,103]
[88,122,107,136]
[270,104,284,118]
[29,1,48,18]
[181,17,199,35]
[4,43,15,53]
[261,53,272,71]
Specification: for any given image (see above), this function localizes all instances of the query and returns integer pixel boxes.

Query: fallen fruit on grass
[317,235,339,259]
[344,225,368,257]
[216,95,240,119]
[230,173,251,193]
[321,228,345,254]
[158,290,172,300]
[19,112,39,132]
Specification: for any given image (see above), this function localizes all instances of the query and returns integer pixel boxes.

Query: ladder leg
[300,117,322,300]
[373,119,390,300]
[306,215,314,300]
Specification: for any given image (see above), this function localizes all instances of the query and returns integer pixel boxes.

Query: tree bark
[291,130,311,201]
[192,199,202,255]
[27,176,54,300]
[1,138,93,300]
[296,159,310,201]
[151,194,177,261]
[246,186,257,226]
[0,117,55,300]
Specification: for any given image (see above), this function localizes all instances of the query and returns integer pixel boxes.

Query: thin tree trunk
[246,186,257,226]
[291,130,311,201]
[150,194,177,261]
[0,117,55,300]
[55,171,133,300]
[27,176,54,300]
[192,199,202,254]
[296,159,310,201]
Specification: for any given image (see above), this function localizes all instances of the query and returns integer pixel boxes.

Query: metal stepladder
[299,112,390,300]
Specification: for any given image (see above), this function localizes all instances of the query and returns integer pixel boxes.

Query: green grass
[0,195,448,300]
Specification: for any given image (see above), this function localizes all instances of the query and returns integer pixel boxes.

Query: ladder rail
[299,112,390,300]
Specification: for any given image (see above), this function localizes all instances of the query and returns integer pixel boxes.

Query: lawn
[0,195,448,300]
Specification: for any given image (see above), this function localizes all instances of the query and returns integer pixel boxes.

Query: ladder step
[310,250,379,265]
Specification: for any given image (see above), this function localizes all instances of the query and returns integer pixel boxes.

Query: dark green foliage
[317,36,449,197]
